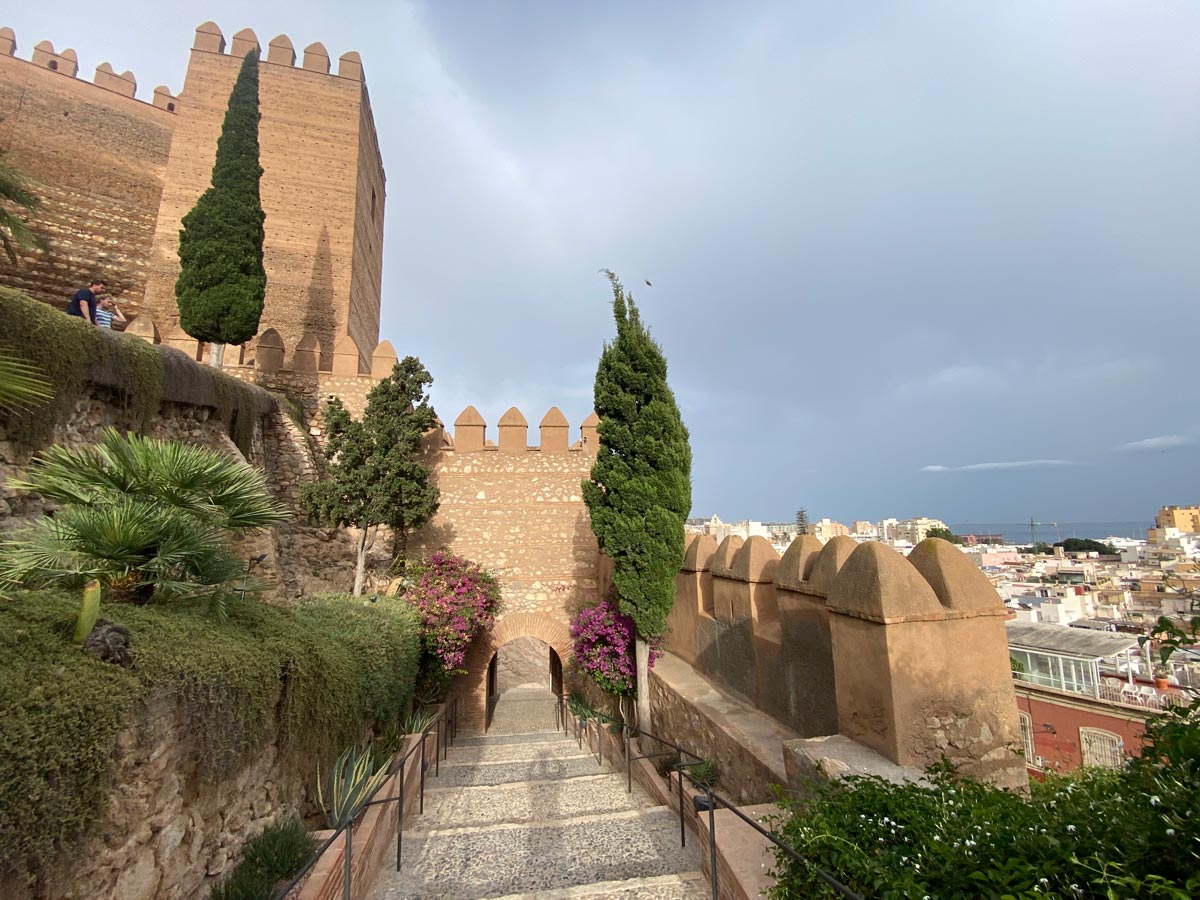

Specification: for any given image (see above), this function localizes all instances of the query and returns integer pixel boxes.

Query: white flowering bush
[770,699,1200,898]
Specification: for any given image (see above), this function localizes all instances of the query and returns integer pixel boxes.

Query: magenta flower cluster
[405,552,501,690]
[570,590,662,697]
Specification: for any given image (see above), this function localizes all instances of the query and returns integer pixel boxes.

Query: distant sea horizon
[948,521,1152,545]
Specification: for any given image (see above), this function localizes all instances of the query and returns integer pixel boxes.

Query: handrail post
[343,822,352,900]
[625,725,632,793]
[419,732,427,815]
[678,752,685,849]
[707,789,717,900]
[396,756,406,871]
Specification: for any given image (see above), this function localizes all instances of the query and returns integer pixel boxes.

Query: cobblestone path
[370,693,705,899]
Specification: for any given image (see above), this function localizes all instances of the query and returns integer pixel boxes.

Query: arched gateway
[455,612,574,731]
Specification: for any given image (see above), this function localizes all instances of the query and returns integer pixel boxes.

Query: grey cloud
[921,460,1074,474]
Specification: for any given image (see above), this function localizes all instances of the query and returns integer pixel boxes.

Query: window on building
[1018,712,1037,766]
[1079,728,1124,768]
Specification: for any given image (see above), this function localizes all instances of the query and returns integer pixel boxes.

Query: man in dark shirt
[67,279,107,324]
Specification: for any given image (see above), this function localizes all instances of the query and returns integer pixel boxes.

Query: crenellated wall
[666,532,1026,788]
[414,406,602,730]
[141,22,385,371]
[0,26,178,318]
[123,318,397,421]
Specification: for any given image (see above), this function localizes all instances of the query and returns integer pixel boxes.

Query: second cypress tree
[583,271,692,723]
[176,49,266,367]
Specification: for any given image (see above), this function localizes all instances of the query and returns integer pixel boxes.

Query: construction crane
[1029,517,1057,545]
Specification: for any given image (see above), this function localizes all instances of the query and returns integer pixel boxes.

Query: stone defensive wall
[125,318,399,420]
[141,22,385,373]
[664,532,1026,788]
[414,406,602,730]
[0,26,179,318]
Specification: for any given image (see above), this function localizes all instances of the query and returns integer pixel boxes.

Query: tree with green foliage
[583,271,691,725]
[175,49,266,369]
[303,357,439,595]
[0,429,287,612]
[0,150,47,264]
[1055,537,1118,555]
[927,526,964,545]
[795,508,809,535]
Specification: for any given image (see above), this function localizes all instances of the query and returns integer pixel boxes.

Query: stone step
[419,772,654,829]
[433,753,608,788]
[455,730,570,747]
[487,872,710,900]
[376,808,700,900]
[444,739,593,765]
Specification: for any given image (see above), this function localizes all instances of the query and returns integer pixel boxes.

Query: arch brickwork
[455,612,574,732]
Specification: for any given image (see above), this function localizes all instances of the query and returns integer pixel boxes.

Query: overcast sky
[7,2,1198,524]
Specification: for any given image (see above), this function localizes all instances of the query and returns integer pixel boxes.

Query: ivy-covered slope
[0,590,421,881]
[0,288,270,453]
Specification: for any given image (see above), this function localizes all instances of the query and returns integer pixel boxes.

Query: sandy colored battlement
[190,22,366,83]
[0,26,178,108]
[667,533,1026,789]
[442,406,599,454]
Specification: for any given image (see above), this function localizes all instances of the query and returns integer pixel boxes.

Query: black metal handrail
[558,695,866,900]
[271,695,459,900]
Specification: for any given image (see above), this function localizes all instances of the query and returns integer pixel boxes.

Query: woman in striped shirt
[94,295,126,329]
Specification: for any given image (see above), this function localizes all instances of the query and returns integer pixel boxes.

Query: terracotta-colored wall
[0,31,175,317]
[142,25,382,366]
[1015,684,1145,773]
[412,408,601,731]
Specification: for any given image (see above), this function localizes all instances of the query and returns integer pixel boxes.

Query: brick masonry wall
[142,32,382,365]
[0,47,175,316]
[413,443,601,622]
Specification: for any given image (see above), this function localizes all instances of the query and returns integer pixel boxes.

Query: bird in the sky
[644,279,653,287]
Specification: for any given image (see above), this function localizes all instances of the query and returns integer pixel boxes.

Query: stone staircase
[370,719,705,899]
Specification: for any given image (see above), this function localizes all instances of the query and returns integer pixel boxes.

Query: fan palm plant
[0,151,48,264]
[0,429,288,610]
[0,351,52,412]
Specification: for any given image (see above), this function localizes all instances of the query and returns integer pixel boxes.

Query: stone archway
[455,613,573,733]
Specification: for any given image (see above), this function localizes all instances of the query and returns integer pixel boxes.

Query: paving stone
[487,872,710,899]
[376,808,699,900]
[434,754,608,788]
[421,773,653,828]
[455,731,572,747]
[444,739,590,765]
[369,691,700,900]
[486,687,560,734]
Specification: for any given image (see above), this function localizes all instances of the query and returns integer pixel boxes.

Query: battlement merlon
[448,406,599,454]
[0,26,179,109]
[192,23,366,83]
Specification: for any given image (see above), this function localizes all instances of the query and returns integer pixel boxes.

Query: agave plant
[0,429,287,610]
[316,745,392,829]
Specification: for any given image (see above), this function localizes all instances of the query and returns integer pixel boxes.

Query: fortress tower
[143,23,384,371]
[0,22,384,374]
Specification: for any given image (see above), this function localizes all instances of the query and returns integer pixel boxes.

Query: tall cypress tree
[176,49,266,367]
[583,270,692,640]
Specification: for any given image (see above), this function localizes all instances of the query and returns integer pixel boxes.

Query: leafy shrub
[240,818,316,885]
[208,864,273,900]
[770,699,1200,899]
[686,759,719,791]
[400,552,500,697]
[570,589,662,697]
[0,589,420,884]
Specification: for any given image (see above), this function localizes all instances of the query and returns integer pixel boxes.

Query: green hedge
[0,287,266,453]
[0,590,421,880]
